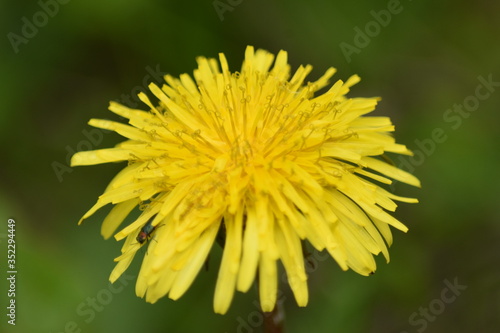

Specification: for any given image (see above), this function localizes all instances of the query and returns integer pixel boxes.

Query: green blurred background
[2,0,499,332]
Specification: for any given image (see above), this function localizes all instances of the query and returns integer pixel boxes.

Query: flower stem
[262,301,285,333]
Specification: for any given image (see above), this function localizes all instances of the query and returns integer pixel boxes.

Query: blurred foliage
[1,0,499,332]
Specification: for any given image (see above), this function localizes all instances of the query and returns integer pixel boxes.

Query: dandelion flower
[71,46,420,314]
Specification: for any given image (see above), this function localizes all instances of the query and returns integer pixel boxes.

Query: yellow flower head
[72,46,420,314]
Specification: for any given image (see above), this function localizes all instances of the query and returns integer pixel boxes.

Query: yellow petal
[71,148,130,166]
[213,211,243,314]
[101,198,140,239]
